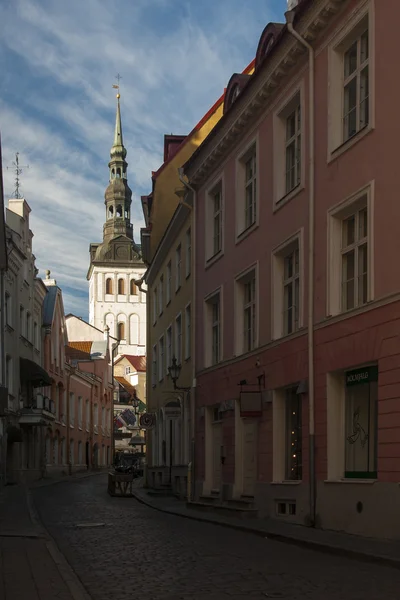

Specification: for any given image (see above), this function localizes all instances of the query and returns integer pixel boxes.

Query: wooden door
[242,421,257,496]
[212,423,222,491]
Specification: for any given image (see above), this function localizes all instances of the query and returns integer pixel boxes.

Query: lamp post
[167,357,190,487]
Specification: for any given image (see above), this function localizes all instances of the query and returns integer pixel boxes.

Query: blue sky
[0,0,287,319]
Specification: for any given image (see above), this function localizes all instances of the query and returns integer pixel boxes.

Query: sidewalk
[0,472,102,600]
[131,480,400,570]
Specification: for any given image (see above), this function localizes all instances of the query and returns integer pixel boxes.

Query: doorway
[242,421,257,496]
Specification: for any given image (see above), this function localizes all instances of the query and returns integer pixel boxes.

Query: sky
[0,0,288,319]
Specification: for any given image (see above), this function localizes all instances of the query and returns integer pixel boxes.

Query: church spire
[111,94,126,159]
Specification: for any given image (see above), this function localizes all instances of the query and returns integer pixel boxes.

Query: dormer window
[262,35,274,57]
[231,85,240,102]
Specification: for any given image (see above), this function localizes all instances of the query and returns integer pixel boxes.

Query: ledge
[324,479,378,485]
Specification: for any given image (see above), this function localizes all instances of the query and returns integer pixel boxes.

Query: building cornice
[184,0,346,187]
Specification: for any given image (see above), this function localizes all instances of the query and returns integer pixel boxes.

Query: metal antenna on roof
[6,152,29,199]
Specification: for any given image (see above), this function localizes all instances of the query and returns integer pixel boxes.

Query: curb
[29,470,107,490]
[27,488,93,600]
[131,488,400,571]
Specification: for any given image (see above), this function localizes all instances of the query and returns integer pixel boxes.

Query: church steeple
[103,92,133,242]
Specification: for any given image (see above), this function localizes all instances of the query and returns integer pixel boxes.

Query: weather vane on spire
[6,152,29,199]
[113,73,122,99]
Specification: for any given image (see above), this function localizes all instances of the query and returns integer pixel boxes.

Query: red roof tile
[115,355,147,372]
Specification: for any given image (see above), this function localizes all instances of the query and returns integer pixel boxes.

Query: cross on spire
[6,152,29,199]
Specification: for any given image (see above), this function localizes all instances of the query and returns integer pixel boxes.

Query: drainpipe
[285,9,316,526]
[110,339,119,466]
[178,167,196,502]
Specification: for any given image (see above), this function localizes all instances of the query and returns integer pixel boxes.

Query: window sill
[273,183,304,213]
[235,222,258,245]
[70,425,74,429]
[185,272,191,280]
[175,286,181,294]
[271,480,302,485]
[271,326,305,343]
[205,250,224,270]
[328,124,373,164]
[78,426,83,431]
[324,479,377,485]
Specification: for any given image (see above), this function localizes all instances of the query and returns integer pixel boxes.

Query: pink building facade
[184,0,400,538]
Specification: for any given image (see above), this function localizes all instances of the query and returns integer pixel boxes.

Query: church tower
[87,92,146,357]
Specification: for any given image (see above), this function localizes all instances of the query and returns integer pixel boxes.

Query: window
[166,326,172,375]
[62,390,67,424]
[130,279,138,295]
[186,228,191,277]
[283,247,300,335]
[272,234,302,339]
[5,293,11,326]
[94,404,99,427]
[125,366,131,375]
[235,269,257,355]
[166,261,172,304]
[285,104,301,194]
[78,441,82,465]
[153,287,158,324]
[341,207,368,311]
[33,322,38,349]
[244,153,257,229]
[158,276,163,315]
[285,387,302,481]
[26,312,31,342]
[205,292,221,367]
[86,399,90,431]
[5,355,12,395]
[206,183,223,261]
[19,305,24,337]
[344,366,377,478]
[106,278,113,294]
[106,408,111,435]
[175,245,182,291]
[117,322,125,341]
[328,12,372,157]
[70,440,74,466]
[102,406,105,432]
[343,29,369,142]
[175,315,182,364]
[118,278,125,295]
[78,396,83,428]
[328,186,372,317]
[69,393,75,427]
[152,344,157,387]
[56,386,61,420]
[158,336,164,381]
[185,304,191,360]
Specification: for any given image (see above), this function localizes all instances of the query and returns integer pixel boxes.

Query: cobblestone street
[31,475,400,600]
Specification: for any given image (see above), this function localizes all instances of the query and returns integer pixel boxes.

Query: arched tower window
[118,278,125,295]
[108,206,114,219]
[125,208,129,219]
[116,205,122,217]
[106,278,113,294]
[130,280,137,295]
[117,322,125,341]
[116,168,121,178]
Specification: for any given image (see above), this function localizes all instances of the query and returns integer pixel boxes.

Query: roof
[69,341,92,354]
[66,345,91,362]
[115,355,147,372]
[115,376,136,396]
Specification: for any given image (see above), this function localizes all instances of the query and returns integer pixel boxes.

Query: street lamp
[168,356,190,391]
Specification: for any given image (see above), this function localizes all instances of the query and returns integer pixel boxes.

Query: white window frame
[5,292,11,327]
[152,286,158,325]
[327,4,375,161]
[166,325,172,375]
[185,227,191,278]
[205,177,224,264]
[158,336,164,382]
[327,182,374,317]
[86,399,90,432]
[175,313,182,365]
[235,137,259,240]
[158,276,163,316]
[152,344,157,387]
[272,231,304,340]
[166,261,172,304]
[234,265,258,356]
[69,392,75,428]
[78,396,83,428]
[273,85,304,209]
[204,288,222,368]
[185,303,191,360]
[175,245,182,291]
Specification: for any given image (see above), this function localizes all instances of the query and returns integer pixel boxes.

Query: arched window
[118,278,125,295]
[116,168,121,178]
[111,168,115,179]
[106,278,113,294]
[130,280,137,295]
[117,322,125,340]
[125,208,129,219]
[116,205,122,217]
[108,206,114,219]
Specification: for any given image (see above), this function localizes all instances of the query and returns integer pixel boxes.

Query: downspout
[110,339,119,465]
[178,167,196,502]
[285,9,316,526]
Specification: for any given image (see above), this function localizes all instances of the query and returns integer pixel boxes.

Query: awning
[20,358,52,387]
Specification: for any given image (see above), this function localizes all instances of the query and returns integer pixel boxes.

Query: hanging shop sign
[139,413,156,429]
[240,391,263,418]
[345,366,378,387]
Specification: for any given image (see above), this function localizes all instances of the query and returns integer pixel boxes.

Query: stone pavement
[131,479,400,570]
[0,471,104,600]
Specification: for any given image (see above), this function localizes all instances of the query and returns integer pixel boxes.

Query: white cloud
[1,0,285,317]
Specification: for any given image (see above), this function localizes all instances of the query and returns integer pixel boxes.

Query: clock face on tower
[116,245,128,259]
